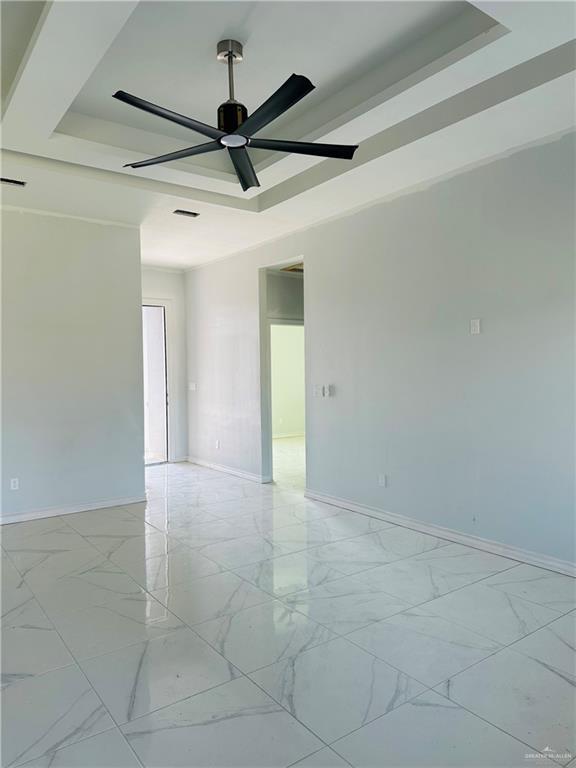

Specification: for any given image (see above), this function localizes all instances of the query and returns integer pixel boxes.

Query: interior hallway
[273,436,306,491]
[2,461,574,767]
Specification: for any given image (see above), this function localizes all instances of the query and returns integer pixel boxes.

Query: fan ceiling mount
[113,39,358,191]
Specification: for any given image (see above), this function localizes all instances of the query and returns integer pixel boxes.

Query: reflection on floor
[1,460,575,767]
[145,451,166,466]
[273,435,305,490]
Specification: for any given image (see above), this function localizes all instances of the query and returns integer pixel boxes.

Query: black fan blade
[249,137,358,160]
[228,147,260,191]
[237,74,314,137]
[113,91,224,140]
[124,141,223,169]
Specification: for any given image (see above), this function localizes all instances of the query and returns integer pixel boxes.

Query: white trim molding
[0,496,146,526]
[305,489,576,578]
[188,458,271,484]
[1,205,138,230]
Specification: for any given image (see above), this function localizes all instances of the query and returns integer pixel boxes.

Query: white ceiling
[67,1,471,169]
[0,1,44,100]
[1,0,575,268]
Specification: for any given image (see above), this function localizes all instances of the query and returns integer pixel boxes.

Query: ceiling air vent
[1,177,27,187]
[173,209,199,218]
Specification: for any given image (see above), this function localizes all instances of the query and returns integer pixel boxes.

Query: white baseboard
[0,496,147,526]
[305,489,575,578]
[187,457,269,484]
[273,433,305,440]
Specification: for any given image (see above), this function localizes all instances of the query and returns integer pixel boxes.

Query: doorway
[260,263,305,489]
[142,304,168,465]
[271,323,306,489]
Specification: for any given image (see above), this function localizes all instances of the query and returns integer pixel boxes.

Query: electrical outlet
[378,473,388,488]
[10,478,19,491]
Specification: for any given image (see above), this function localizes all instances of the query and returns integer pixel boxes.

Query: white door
[142,305,168,464]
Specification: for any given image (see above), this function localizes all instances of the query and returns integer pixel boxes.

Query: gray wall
[267,272,304,322]
[186,133,575,563]
[186,254,264,475]
[2,211,145,520]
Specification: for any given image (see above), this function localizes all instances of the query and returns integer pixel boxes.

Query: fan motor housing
[218,101,248,133]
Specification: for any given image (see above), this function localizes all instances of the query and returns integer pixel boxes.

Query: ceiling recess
[112,39,358,191]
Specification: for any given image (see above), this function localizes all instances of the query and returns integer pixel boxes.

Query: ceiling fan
[113,39,358,191]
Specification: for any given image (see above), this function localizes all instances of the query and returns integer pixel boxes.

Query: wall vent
[1,177,27,187]
[173,209,199,218]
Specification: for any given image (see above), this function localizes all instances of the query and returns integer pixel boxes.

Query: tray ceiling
[1,1,574,267]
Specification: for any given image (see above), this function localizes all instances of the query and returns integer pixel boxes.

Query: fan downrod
[216,39,247,133]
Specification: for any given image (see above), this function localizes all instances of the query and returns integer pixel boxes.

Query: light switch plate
[470,318,481,335]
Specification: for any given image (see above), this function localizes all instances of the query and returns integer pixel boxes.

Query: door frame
[258,263,305,485]
[142,299,172,463]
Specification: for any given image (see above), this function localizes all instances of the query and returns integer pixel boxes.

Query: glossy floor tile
[308,527,449,577]
[283,572,412,634]
[1,592,47,632]
[408,542,517,578]
[233,550,345,597]
[80,627,241,723]
[333,690,540,767]
[118,545,223,592]
[290,748,352,767]
[121,677,323,767]
[1,516,69,547]
[1,557,35,617]
[151,571,272,626]
[346,607,502,687]
[250,636,425,742]
[4,530,98,583]
[1,665,115,767]
[414,581,562,645]
[508,611,575,677]
[49,592,186,660]
[31,559,144,618]
[194,599,337,673]
[17,730,141,768]
[272,436,306,491]
[436,644,575,764]
[12,545,107,592]
[65,506,150,538]
[483,563,576,612]
[198,531,304,569]
[354,542,517,604]
[1,599,74,688]
[2,457,574,767]
[349,555,483,604]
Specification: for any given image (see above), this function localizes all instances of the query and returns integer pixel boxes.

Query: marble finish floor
[1,462,575,767]
[273,436,306,491]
